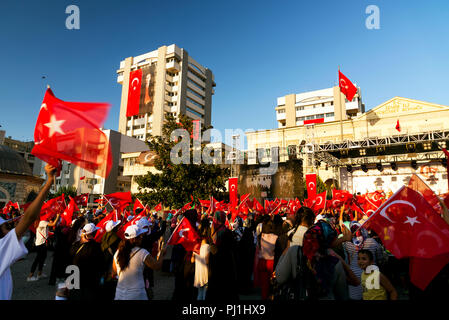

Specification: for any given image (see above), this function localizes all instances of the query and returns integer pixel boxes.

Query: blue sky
[1,0,449,142]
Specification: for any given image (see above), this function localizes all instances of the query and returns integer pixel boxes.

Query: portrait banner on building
[127,64,156,117]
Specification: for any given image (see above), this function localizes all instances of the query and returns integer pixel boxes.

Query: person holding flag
[112,224,166,300]
[0,164,56,300]
[27,212,60,282]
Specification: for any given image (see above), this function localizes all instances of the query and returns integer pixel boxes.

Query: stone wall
[0,174,43,207]
[234,159,304,202]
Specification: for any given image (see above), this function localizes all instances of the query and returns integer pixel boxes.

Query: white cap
[82,223,100,235]
[314,214,325,224]
[105,220,121,233]
[124,225,146,239]
[135,218,150,229]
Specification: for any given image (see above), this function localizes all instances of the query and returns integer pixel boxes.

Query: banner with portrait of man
[127,64,157,117]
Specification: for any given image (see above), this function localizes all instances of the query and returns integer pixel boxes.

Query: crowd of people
[1,165,449,301]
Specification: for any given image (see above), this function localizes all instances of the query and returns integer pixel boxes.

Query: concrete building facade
[275,86,364,128]
[116,44,216,140]
[247,96,449,195]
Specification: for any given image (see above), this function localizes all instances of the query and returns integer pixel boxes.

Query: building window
[277,109,285,114]
[296,116,305,122]
[186,97,204,109]
[325,112,335,117]
[186,107,204,118]
[296,106,304,111]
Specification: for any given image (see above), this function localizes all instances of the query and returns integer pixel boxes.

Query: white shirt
[114,247,150,300]
[0,229,28,300]
[194,243,210,288]
[35,220,49,246]
[289,225,309,246]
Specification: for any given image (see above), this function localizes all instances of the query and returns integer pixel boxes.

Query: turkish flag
[253,199,265,214]
[396,120,401,132]
[95,210,118,242]
[410,253,449,291]
[407,174,442,214]
[362,186,449,259]
[153,202,162,212]
[40,194,66,221]
[313,191,327,212]
[104,192,132,210]
[31,88,112,178]
[127,68,143,117]
[289,199,301,214]
[116,210,147,240]
[74,193,89,207]
[229,178,238,206]
[338,70,357,101]
[167,216,200,252]
[362,191,385,216]
[306,174,317,199]
[61,196,79,227]
[133,198,145,214]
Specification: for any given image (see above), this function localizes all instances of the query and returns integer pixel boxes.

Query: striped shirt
[343,238,385,300]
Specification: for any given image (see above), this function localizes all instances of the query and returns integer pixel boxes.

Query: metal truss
[315,130,449,152]
[339,151,446,166]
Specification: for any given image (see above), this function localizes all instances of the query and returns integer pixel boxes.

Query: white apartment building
[275,86,364,128]
[116,44,216,141]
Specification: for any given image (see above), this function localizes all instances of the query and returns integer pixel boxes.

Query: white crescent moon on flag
[333,199,341,207]
[416,230,443,250]
[340,79,348,89]
[379,200,416,224]
[131,77,140,90]
[366,209,375,216]
[110,199,119,206]
[316,196,323,206]
[373,193,380,202]
[308,182,316,189]
[179,228,189,238]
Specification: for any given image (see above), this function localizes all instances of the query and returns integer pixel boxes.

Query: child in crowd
[358,249,397,300]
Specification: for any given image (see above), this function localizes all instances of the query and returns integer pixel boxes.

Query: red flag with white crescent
[229,177,238,206]
[306,174,317,199]
[127,69,143,117]
[338,70,357,101]
[362,186,449,259]
[31,88,112,178]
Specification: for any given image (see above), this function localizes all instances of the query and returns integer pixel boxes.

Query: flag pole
[338,66,344,141]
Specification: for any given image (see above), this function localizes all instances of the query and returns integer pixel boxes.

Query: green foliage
[135,114,230,209]
[48,185,77,203]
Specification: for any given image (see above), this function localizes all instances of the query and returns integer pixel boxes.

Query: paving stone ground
[11,250,262,300]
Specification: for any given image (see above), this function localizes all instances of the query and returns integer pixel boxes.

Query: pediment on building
[358,97,449,121]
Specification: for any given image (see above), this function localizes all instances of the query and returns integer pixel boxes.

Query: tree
[48,185,77,203]
[135,114,230,209]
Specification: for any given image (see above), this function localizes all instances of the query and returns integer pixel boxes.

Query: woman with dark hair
[288,207,315,246]
[301,220,355,300]
[112,225,166,300]
[206,211,239,301]
[257,217,278,300]
[192,217,212,300]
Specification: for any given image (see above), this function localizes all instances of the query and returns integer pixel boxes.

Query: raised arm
[15,165,56,240]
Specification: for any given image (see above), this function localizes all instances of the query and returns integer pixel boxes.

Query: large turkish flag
[126,68,142,117]
[31,88,112,178]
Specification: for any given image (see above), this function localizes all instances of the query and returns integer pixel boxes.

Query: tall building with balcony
[116,44,216,140]
[275,86,364,128]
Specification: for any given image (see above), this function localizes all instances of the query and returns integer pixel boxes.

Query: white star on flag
[404,216,421,227]
[44,115,66,137]
[40,103,47,110]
